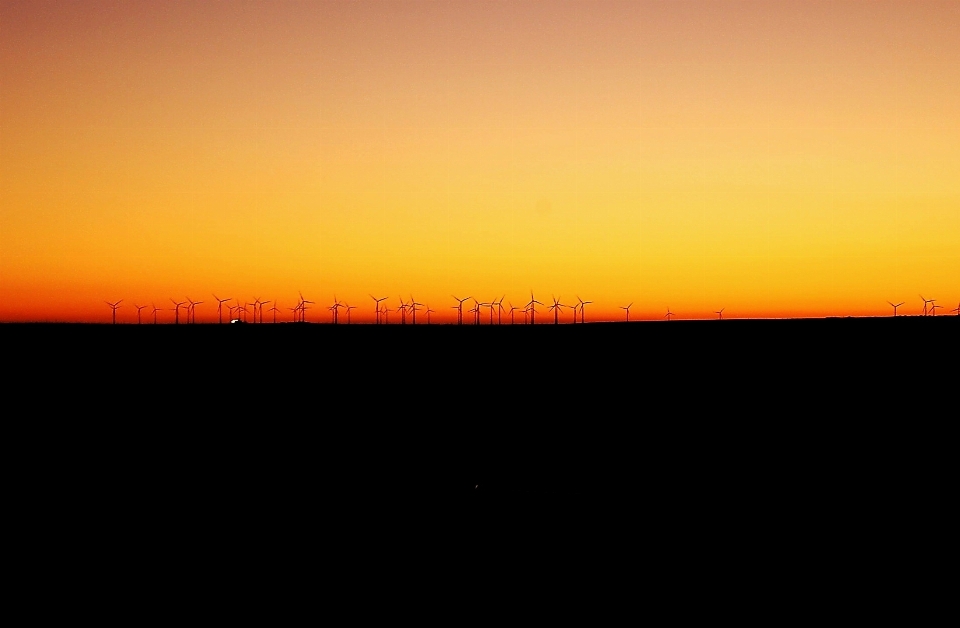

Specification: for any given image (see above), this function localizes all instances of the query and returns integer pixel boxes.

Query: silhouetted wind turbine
[186,297,203,324]
[494,295,505,325]
[568,301,579,324]
[920,295,934,316]
[715,308,725,320]
[665,307,674,321]
[329,296,344,324]
[451,295,471,325]
[105,300,122,324]
[257,300,270,323]
[577,296,592,323]
[470,298,482,325]
[482,299,496,325]
[299,292,314,322]
[526,291,543,325]
[269,300,280,324]
[425,306,435,324]
[171,299,186,325]
[370,295,388,324]
[620,303,632,321]
[214,294,231,324]
[409,296,422,325]
[250,298,262,323]
[929,301,942,316]
[133,303,147,325]
[344,303,356,324]
[548,296,564,325]
[397,297,408,325]
[236,301,250,323]
[151,303,160,324]
[508,302,520,325]
[952,301,960,316]
[887,301,904,317]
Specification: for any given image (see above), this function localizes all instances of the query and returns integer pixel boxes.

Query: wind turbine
[329,296,344,324]
[214,294,232,324]
[133,303,147,325]
[451,295,471,325]
[920,295,934,316]
[887,301,904,317]
[470,298,482,325]
[482,299,496,325]
[236,300,250,323]
[397,297,408,324]
[425,306,435,324]
[951,301,960,316]
[665,307,674,321]
[186,297,203,324]
[105,300,122,324]
[508,302,520,325]
[568,301,579,324]
[548,296,564,325]
[929,301,942,316]
[151,303,160,324]
[344,303,356,324]
[370,295,388,324]
[269,300,280,323]
[577,296,592,323]
[258,300,270,324]
[299,292,314,322]
[620,303,632,322]
[494,295,505,325]
[409,296,423,325]
[170,299,186,325]
[526,291,543,325]
[715,308,725,320]
[250,298,262,323]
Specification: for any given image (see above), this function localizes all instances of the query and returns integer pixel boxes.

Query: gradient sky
[2,0,958,323]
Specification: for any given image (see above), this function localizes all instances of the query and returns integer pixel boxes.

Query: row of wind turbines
[103,292,959,324]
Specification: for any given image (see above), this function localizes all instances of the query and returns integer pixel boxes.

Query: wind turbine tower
[526,291,543,325]
[370,295,388,324]
[577,296,592,323]
[171,299,186,325]
[106,300,123,324]
[214,294,232,324]
[451,295,471,325]
[549,296,564,325]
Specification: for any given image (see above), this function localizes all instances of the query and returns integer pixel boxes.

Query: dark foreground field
[6,317,955,501]
[6,316,957,593]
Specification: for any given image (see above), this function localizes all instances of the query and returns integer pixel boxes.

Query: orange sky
[2,0,958,323]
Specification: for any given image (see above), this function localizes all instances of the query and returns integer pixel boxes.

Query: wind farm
[26,289,960,325]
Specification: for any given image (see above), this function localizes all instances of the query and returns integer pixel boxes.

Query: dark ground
[7,317,955,497]
[6,317,954,609]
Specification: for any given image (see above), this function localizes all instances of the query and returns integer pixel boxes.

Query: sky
[1,0,958,323]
